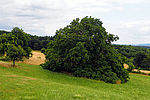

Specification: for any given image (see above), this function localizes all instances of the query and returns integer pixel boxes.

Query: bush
[41,16,129,83]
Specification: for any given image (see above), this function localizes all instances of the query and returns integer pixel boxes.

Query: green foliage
[115,45,150,58]
[141,57,150,70]
[133,52,150,70]
[0,30,10,35]
[42,16,129,83]
[28,35,53,50]
[0,43,4,56]
[115,45,150,70]
[11,27,30,48]
[6,44,26,66]
[0,33,11,55]
[0,27,32,66]
[41,48,46,54]
[133,52,147,68]
[127,62,135,72]
[0,30,53,50]
[23,47,32,58]
[124,58,135,72]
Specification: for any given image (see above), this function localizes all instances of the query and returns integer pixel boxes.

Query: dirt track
[133,69,150,75]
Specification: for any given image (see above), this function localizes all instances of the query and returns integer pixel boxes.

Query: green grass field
[0,63,150,100]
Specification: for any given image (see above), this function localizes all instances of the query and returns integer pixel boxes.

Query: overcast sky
[0,0,150,44]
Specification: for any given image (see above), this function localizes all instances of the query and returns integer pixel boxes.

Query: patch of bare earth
[133,69,150,75]
[0,61,21,68]
[19,51,46,65]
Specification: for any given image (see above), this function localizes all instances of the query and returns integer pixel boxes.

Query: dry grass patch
[124,64,129,69]
[132,69,150,75]
[19,51,45,65]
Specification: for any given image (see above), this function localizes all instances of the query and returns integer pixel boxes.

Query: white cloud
[0,0,124,36]
[0,0,150,44]
[105,0,150,4]
[108,20,150,44]
[124,20,150,33]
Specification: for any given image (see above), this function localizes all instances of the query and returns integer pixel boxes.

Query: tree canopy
[0,27,32,66]
[41,16,129,83]
[7,44,26,66]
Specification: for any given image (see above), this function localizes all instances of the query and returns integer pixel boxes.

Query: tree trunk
[13,60,15,67]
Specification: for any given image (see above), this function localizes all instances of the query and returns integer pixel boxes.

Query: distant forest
[115,45,150,70]
[0,30,53,50]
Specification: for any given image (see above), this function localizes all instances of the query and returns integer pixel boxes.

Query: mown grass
[0,63,150,100]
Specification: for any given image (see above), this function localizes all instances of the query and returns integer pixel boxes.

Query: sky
[0,0,150,44]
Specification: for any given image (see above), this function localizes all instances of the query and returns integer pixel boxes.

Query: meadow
[0,62,150,100]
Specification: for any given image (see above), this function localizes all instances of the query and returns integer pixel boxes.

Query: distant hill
[133,44,150,49]
[135,44,150,46]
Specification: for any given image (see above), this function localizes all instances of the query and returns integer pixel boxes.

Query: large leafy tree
[42,16,129,83]
[11,27,32,57]
[0,27,32,66]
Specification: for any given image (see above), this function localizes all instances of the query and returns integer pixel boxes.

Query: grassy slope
[0,63,150,100]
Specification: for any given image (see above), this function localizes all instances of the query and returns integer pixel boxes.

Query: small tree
[6,44,26,67]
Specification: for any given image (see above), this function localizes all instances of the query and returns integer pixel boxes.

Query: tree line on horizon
[115,45,150,70]
[0,30,53,50]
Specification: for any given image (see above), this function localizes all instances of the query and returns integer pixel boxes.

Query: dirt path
[124,64,150,75]
[19,51,46,65]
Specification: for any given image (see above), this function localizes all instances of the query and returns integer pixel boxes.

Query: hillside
[0,62,150,100]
